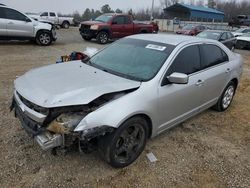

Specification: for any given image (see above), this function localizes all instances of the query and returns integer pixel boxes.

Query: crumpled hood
[14,61,141,108]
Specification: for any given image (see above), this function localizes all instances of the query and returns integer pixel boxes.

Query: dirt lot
[0,28,250,188]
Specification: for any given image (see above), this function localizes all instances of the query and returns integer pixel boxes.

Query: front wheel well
[124,114,153,139]
[62,20,70,25]
[36,29,51,37]
[231,78,238,89]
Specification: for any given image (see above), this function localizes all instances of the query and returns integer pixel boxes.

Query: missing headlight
[47,113,85,134]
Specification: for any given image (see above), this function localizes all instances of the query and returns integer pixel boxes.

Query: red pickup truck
[79,13,159,44]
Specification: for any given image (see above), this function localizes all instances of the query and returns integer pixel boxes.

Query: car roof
[128,34,216,46]
[103,13,130,16]
[202,30,227,33]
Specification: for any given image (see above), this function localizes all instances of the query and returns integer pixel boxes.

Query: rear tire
[35,31,52,46]
[99,116,149,168]
[62,21,70,29]
[213,81,236,112]
[97,31,109,44]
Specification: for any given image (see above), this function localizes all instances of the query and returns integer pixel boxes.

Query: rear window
[200,44,229,69]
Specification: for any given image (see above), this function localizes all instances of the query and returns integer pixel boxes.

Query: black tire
[97,31,109,44]
[99,116,149,168]
[213,81,236,112]
[62,21,70,29]
[35,31,52,46]
[82,36,92,41]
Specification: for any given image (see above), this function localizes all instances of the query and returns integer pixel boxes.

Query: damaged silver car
[11,34,243,168]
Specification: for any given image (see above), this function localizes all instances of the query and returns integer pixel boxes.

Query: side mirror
[167,72,189,84]
[112,21,117,25]
[219,38,224,42]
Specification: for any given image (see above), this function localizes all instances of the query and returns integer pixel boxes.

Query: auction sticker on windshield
[146,44,166,51]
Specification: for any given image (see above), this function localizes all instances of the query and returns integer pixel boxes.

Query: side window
[124,16,132,24]
[50,12,56,17]
[200,44,229,69]
[221,33,227,40]
[227,32,234,39]
[40,12,48,17]
[113,16,125,25]
[5,8,27,21]
[0,7,6,18]
[167,45,201,75]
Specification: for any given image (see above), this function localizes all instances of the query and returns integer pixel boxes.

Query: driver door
[157,45,204,133]
[111,16,125,38]
[5,8,33,37]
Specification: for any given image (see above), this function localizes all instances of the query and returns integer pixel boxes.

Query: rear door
[5,8,34,37]
[157,45,204,132]
[0,7,7,36]
[198,44,231,110]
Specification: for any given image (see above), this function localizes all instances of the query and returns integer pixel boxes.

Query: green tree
[115,8,123,13]
[101,4,113,13]
[207,0,216,8]
[82,8,91,21]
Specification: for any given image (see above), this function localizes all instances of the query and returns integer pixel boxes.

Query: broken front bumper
[11,93,114,152]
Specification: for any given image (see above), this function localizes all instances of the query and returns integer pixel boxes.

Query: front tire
[213,81,236,112]
[35,31,52,46]
[99,117,149,168]
[97,31,109,44]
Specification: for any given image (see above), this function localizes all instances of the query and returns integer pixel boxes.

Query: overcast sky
[2,0,162,14]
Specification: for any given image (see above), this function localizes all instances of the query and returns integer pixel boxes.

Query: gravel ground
[0,28,250,188]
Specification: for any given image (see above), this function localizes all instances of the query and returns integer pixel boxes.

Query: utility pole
[151,0,155,20]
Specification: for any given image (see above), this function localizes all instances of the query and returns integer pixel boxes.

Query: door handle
[8,22,14,24]
[225,68,231,73]
[195,79,204,86]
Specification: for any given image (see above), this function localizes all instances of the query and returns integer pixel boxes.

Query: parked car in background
[28,12,74,29]
[79,13,158,44]
[229,15,250,27]
[236,33,250,50]
[11,34,243,168]
[232,28,250,37]
[176,24,209,36]
[197,30,236,50]
[0,4,57,45]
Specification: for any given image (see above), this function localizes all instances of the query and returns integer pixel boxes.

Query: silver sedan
[11,34,243,168]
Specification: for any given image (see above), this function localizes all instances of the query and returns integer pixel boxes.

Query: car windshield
[242,33,250,37]
[235,28,247,33]
[88,38,175,81]
[197,31,221,40]
[182,25,195,30]
[94,15,112,23]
